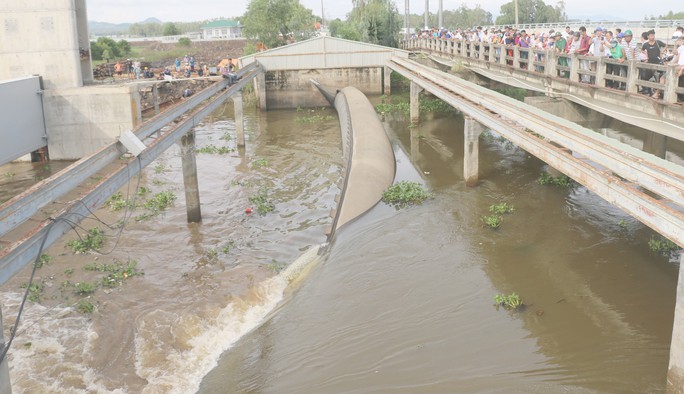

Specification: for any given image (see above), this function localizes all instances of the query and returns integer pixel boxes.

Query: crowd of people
[110,53,239,84]
[414,25,684,99]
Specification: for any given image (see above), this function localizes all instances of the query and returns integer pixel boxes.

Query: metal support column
[410,81,423,124]
[384,66,392,96]
[463,116,484,186]
[0,307,11,394]
[179,131,202,223]
[233,93,245,148]
[668,253,684,391]
[438,0,443,28]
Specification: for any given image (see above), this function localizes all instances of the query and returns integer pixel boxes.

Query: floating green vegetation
[375,101,410,115]
[205,248,218,260]
[153,162,166,174]
[494,293,523,310]
[251,158,269,169]
[67,227,105,254]
[374,97,452,116]
[137,186,150,196]
[266,259,287,273]
[618,219,629,229]
[481,214,503,229]
[219,132,231,141]
[489,203,515,215]
[648,236,680,258]
[221,241,236,254]
[538,172,574,187]
[106,191,134,211]
[36,254,52,269]
[136,190,177,221]
[74,281,96,295]
[4,172,15,178]
[195,144,234,154]
[381,181,433,208]
[21,282,44,302]
[94,260,144,288]
[76,299,95,314]
[64,268,74,277]
[249,188,276,215]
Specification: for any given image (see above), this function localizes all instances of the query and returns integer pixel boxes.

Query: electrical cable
[0,157,145,364]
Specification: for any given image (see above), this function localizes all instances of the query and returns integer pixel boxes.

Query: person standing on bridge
[518,30,531,68]
[577,27,592,83]
[642,30,667,99]
[554,31,569,78]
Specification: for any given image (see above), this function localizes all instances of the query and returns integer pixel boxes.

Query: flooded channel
[200,105,679,392]
[0,87,680,393]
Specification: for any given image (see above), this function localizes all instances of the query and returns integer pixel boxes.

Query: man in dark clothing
[642,30,666,98]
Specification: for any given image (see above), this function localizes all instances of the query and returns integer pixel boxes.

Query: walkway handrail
[402,38,684,104]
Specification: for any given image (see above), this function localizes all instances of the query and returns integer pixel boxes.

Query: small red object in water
[245,207,253,214]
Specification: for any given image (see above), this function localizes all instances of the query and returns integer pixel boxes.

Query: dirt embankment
[134,39,247,68]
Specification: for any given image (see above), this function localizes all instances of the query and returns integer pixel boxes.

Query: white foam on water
[1,292,126,393]
[134,245,322,394]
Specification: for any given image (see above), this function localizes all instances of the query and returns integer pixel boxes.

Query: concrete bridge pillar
[410,81,423,124]
[254,72,267,110]
[643,132,668,159]
[463,116,485,186]
[233,93,245,147]
[153,84,160,115]
[0,306,11,394]
[668,253,684,392]
[384,66,392,96]
[179,131,202,223]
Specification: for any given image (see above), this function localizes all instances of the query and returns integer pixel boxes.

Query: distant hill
[88,18,162,36]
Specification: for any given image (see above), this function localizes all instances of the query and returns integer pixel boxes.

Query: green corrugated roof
[201,20,240,29]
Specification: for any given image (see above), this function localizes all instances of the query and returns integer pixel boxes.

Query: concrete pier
[179,131,202,223]
[410,81,423,124]
[463,116,484,186]
[644,132,668,159]
[254,73,267,110]
[384,66,392,96]
[153,84,160,115]
[0,307,10,394]
[233,93,245,147]
[668,253,684,393]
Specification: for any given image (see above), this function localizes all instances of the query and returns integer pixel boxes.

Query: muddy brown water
[0,91,680,393]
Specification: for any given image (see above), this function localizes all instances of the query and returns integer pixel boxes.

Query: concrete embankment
[332,86,396,232]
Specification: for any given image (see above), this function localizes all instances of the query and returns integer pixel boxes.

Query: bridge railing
[403,38,684,104]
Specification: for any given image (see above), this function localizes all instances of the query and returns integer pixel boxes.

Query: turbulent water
[1,90,680,393]
[1,103,342,393]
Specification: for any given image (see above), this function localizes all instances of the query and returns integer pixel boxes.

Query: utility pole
[405,0,410,39]
[514,0,519,28]
[424,0,429,30]
[438,0,443,29]
[321,0,325,27]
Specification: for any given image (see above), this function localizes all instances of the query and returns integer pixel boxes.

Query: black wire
[0,216,72,364]
[0,157,145,363]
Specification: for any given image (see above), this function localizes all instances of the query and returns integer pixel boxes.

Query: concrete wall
[266,67,383,109]
[0,0,91,89]
[44,85,141,159]
[138,78,216,112]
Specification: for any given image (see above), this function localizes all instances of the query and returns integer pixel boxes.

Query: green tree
[116,39,131,56]
[348,0,401,47]
[496,0,566,25]
[162,22,180,36]
[651,11,684,19]
[242,0,316,48]
[329,18,363,41]
[178,37,192,46]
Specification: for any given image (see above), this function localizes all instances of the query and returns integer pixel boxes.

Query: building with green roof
[200,19,242,40]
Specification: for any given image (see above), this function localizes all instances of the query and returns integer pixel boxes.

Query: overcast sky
[86,0,681,24]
